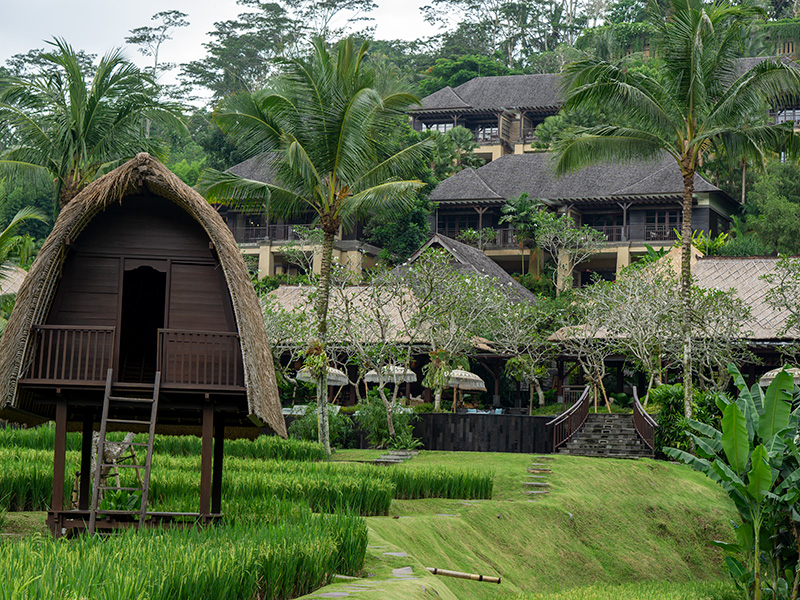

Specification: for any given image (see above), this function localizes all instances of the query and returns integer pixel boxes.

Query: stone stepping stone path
[372,450,420,466]
[524,456,552,497]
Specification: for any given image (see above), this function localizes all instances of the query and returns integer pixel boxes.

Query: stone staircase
[557,413,652,459]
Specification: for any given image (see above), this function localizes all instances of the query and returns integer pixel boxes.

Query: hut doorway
[118,265,166,383]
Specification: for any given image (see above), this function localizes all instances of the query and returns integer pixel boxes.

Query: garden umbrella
[446,369,486,413]
[296,366,349,387]
[758,367,800,387]
[364,365,417,384]
[447,369,487,391]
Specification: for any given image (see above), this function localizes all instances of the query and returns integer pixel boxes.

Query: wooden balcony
[23,326,243,391]
[27,325,115,384]
[157,329,243,390]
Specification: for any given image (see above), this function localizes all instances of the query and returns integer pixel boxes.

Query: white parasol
[447,369,487,392]
[364,365,417,384]
[758,367,800,387]
[296,366,349,387]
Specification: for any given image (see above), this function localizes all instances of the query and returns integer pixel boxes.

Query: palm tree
[554,0,800,420]
[198,37,430,454]
[0,38,183,213]
[499,192,544,275]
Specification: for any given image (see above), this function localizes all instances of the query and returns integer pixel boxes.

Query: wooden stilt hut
[0,153,286,537]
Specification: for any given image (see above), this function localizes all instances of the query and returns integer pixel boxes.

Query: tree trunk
[519,241,525,275]
[313,226,338,456]
[644,372,655,406]
[680,163,695,422]
[741,158,746,205]
[434,388,442,411]
[535,378,545,407]
[377,386,396,439]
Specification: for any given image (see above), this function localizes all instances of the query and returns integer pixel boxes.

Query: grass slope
[302,451,737,600]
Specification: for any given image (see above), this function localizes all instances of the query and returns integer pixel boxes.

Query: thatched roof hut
[0,153,285,438]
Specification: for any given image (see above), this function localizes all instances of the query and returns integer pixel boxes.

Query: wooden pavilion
[0,153,286,537]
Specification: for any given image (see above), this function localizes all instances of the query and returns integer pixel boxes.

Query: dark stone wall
[413,413,553,453]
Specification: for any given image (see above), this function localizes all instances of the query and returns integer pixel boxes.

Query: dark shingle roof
[430,153,722,204]
[407,234,537,304]
[417,74,563,112]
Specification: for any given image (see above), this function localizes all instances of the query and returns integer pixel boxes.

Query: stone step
[523,482,550,487]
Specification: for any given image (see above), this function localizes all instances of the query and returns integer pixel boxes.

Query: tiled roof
[417,74,563,112]
[430,152,722,203]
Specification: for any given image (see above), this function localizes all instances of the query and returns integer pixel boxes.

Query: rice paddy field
[1,426,741,600]
[0,426,491,599]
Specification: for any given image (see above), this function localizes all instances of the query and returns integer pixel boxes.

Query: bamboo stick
[426,567,501,584]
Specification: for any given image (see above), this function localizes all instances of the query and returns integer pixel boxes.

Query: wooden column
[211,413,225,515]
[199,403,214,516]
[79,415,93,510]
[52,400,68,513]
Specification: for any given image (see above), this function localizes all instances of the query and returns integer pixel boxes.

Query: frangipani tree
[402,249,505,411]
[199,37,431,455]
[491,297,560,412]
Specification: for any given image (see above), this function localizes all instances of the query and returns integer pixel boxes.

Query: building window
[473,125,499,142]
[437,213,479,236]
[780,40,795,55]
[426,122,454,133]
[775,108,798,124]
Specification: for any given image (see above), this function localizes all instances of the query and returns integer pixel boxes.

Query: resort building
[430,152,739,282]
[410,74,563,162]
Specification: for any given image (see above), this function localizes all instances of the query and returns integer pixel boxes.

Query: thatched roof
[430,153,724,205]
[414,74,563,113]
[0,153,286,437]
[407,234,537,304]
[694,256,788,341]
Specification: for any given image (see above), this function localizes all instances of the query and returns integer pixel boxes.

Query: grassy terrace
[0,428,738,599]
[310,450,739,599]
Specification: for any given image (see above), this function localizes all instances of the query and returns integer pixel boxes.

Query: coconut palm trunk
[680,165,694,420]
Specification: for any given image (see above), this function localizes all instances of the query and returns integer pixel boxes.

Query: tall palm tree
[198,37,430,454]
[554,0,800,420]
[0,38,184,213]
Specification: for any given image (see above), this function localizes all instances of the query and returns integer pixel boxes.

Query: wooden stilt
[52,401,68,514]
[199,403,213,516]
[79,415,93,510]
[211,413,225,515]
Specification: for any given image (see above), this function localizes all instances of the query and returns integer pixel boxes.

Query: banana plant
[666,365,800,600]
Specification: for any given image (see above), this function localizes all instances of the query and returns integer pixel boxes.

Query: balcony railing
[28,325,116,384]
[471,129,501,144]
[157,329,243,389]
[588,224,680,243]
[520,128,538,143]
[228,223,317,244]
[437,226,518,248]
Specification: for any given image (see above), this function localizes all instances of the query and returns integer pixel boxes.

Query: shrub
[649,384,726,458]
[610,392,632,408]
[288,404,356,449]
[412,403,435,414]
[354,391,418,449]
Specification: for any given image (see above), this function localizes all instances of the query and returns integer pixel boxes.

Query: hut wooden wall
[46,195,236,333]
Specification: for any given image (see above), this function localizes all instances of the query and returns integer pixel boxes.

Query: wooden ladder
[88,368,161,535]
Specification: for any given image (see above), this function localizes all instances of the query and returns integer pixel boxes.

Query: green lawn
[299,451,737,600]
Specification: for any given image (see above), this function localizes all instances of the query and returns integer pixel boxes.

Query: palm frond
[554,126,675,176]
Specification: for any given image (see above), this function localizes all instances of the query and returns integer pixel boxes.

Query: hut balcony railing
[157,329,244,390]
[27,325,116,384]
[632,386,658,457]
[547,385,590,452]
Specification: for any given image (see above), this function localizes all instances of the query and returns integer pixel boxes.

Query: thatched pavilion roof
[0,153,286,437]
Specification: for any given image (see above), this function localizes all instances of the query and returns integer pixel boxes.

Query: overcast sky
[0,1,440,81]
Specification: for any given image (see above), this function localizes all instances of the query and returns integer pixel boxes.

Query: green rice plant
[387,466,494,500]
[0,519,353,599]
[153,433,327,462]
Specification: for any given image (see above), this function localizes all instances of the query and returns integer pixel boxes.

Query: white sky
[0,1,440,82]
